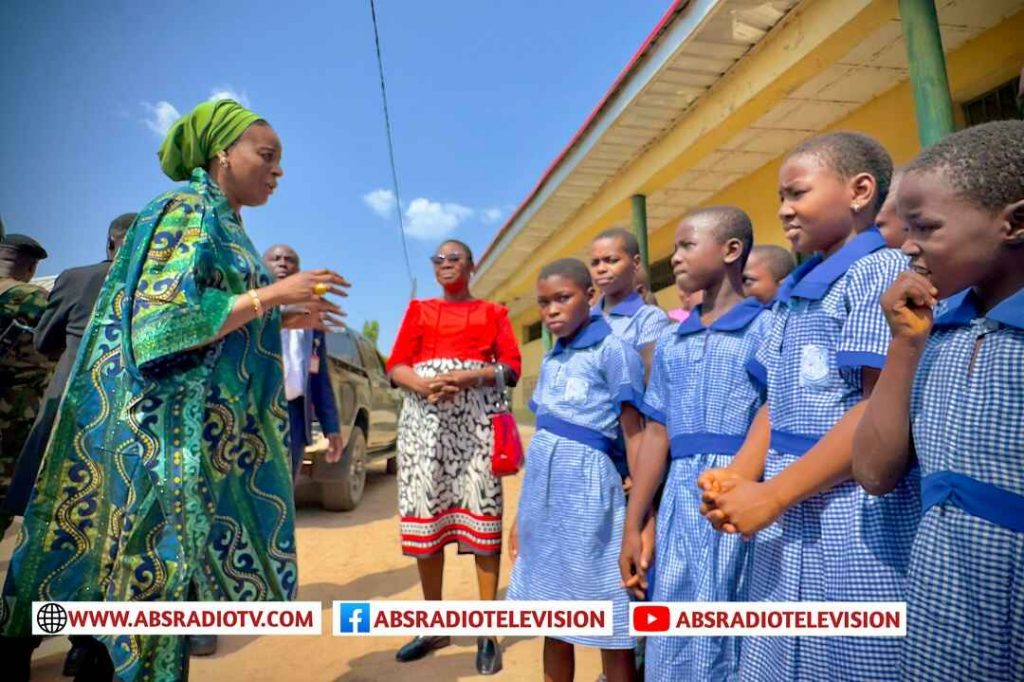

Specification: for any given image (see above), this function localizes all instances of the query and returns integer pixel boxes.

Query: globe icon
[37,602,68,634]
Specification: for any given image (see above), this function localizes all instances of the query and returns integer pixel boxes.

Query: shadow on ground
[301,564,420,604]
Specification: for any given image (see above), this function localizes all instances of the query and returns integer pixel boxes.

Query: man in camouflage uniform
[0,234,54,539]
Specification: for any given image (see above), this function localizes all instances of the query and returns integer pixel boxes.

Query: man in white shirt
[263,245,343,476]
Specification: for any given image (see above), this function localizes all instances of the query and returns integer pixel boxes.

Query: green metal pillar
[631,194,650,274]
[899,0,956,146]
[541,324,552,352]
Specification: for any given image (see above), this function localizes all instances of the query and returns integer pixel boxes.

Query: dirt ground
[2,426,606,681]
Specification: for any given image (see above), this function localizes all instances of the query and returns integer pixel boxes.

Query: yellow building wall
[505,8,1024,394]
[511,338,545,421]
[645,6,1024,278]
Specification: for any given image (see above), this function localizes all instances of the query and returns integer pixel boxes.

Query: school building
[472,0,1024,419]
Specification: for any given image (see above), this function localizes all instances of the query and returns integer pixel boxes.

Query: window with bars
[524,320,543,343]
[650,255,675,292]
[963,78,1021,127]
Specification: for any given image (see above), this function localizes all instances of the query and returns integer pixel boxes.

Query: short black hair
[685,205,754,265]
[789,131,894,211]
[749,244,795,281]
[593,227,640,258]
[539,258,592,290]
[440,239,474,265]
[904,120,1024,212]
[108,213,136,243]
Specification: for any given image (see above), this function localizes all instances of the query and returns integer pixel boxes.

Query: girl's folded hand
[703,478,784,539]
[619,527,651,599]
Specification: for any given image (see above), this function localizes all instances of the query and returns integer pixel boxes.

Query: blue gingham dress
[640,299,771,682]
[901,288,1024,681]
[594,291,673,349]
[595,292,672,477]
[742,229,921,682]
[508,316,645,649]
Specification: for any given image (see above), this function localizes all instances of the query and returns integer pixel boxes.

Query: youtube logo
[633,605,670,633]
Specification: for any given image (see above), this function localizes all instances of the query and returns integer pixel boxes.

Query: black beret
[0,233,48,260]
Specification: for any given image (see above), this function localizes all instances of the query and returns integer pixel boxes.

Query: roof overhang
[474,0,1024,317]
[475,0,798,297]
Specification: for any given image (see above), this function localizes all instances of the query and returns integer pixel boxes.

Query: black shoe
[64,639,92,677]
[72,641,114,682]
[189,635,218,656]
[475,637,502,675]
[395,636,451,663]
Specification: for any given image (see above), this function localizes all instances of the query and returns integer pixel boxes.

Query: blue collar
[934,286,1024,331]
[676,297,766,336]
[782,227,886,302]
[551,314,612,355]
[593,291,644,317]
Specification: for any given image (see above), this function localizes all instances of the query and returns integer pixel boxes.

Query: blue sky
[1,0,668,352]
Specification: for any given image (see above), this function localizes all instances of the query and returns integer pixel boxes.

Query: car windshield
[325,331,361,367]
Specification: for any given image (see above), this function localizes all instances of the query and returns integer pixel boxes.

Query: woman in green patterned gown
[0,99,347,681]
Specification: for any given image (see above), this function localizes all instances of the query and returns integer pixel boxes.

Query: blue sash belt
[536,414,615,455]
[922,471,1024,533]
[769,430,820,457]
[670,433,747,459]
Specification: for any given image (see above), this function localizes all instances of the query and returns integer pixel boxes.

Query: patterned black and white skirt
[397,358,502,557]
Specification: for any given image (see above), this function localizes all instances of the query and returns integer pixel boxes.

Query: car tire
[322,428,367,512]
[385,456,398,475]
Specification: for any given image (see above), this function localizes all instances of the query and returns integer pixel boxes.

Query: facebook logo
[339,602,371,634]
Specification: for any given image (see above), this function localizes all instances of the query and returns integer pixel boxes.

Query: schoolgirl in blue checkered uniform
[904,291,1024,680]
[622,206,769,682]
[508,258,646,680]
[509,315,644,648]
[852,121,1024,681]
[699,133,921,682]
[595,291,672,349]
[588,228,672,353]
[643,300,770,681]
[741,231,920,681]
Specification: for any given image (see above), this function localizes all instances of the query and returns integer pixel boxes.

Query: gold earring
[218,152,229,168]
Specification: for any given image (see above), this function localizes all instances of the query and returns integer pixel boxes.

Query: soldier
[0,234,54,539]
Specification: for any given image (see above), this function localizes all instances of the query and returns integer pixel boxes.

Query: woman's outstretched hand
[265,269,351,307]
[281,298,347,332]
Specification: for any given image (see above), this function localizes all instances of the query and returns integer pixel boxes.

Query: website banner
[333,600,613,637]
[630,602,907,637]
[31,601,322,636]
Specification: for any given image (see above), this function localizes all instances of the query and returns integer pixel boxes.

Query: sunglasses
[430,253,464,265]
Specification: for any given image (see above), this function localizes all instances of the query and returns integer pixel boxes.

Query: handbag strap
[494,363,511,412]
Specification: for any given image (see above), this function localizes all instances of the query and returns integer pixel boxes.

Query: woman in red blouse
[386,239,522,673]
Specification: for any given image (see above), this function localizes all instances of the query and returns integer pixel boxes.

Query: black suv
[295,328,401,511]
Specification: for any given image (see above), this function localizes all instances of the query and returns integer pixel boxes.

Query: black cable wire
[369,0,416,298]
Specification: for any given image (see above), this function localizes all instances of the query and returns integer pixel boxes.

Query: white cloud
[481,207,504,224]
[139,85,248,138]
[209,86,250,108]
[363,189,497,240]
[141,101,182,137]
[363,188,397,218]
[404,198,474,240]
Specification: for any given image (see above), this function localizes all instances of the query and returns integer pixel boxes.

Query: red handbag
[490,365,523,477]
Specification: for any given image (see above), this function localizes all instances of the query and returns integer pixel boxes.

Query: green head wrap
[158,99,263,181]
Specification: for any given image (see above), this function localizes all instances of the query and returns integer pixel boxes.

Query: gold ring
[313,283,329,297]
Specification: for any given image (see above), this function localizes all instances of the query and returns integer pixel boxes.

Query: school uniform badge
[799,344,830,388]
